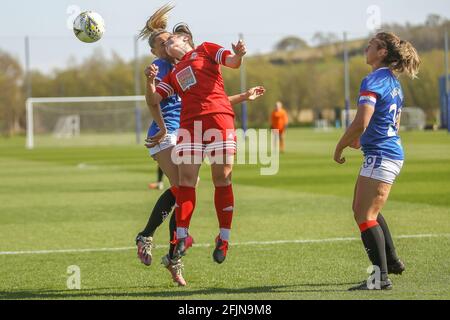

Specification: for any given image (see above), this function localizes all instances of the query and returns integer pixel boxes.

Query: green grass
[1,129,450,300]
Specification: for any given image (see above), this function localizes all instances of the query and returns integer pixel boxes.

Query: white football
[73,11,105,43]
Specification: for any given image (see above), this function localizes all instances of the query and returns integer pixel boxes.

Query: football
[73,11,105,43]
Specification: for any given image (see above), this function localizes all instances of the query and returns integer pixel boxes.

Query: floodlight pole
[25,36,32,98]
[445,29,449,133]
[239,33,248,134]
[343,32,351,129]
[134,35,142,144]
[25,36,33,150]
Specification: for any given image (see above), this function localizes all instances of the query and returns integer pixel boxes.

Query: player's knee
[168,178,179,188]
[179,173,199,187]
[376,189,388,203]
[212,172,232,187]
[166,172,179,187]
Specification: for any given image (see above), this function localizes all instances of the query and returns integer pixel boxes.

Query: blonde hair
[138,3,174,48]
[375,32,421,79]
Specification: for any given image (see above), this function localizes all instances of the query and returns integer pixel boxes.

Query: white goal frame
[26,96,146,149]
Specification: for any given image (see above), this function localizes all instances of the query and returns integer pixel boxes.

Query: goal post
[26,96,149,149]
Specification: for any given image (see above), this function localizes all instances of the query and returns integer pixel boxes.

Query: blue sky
[1,0,448,72]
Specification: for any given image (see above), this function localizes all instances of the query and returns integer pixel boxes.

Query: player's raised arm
[334,104,374,164]
[228,86,266,105]
[145,64,164,106]
[144,64,166,147]
[225,40,247,69]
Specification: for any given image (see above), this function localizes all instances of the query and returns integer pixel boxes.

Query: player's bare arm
[144,64,167,147]
[334,104,374,164]
[145,64,164,106]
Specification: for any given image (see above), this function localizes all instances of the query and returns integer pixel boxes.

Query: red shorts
[176,113,236,157]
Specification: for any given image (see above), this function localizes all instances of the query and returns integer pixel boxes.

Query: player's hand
[145,64,159,81]
[232,40,247,57]
[349,138,361,149]
[145,127,167,149]
[245,86,266,101]
[334,147,346,164]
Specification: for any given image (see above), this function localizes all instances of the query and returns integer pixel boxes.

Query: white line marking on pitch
[1,233,449,256]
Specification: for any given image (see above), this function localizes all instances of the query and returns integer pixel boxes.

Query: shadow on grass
[0,282,356,300]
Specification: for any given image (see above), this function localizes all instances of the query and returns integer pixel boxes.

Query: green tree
[0,50,24,136]
[275,36,309,51]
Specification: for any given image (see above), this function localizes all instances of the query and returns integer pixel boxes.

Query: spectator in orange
[271,101,289,153]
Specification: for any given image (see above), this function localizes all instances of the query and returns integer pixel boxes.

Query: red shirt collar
[180,49,195,62]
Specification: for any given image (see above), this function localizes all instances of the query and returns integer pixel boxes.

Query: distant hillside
[255,14,449,65]
[261,38,366,65]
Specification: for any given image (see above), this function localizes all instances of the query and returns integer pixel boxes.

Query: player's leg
[350,175,393,290]
[279,129,285,153]
[377,213,405,274]
[162,214,186,287]
[139,147,179,235]
[272,129,280,151]
[161,251,187,287]
[173,161,202,259]
[204,113,237,264]
[136,145,178,266]
[168,213,177,259]
[210,157,234,264]
[163,186,195,287]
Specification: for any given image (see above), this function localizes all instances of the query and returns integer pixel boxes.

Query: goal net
[341,107,425,131]
[26,96,152,149]
[400,107,426,130]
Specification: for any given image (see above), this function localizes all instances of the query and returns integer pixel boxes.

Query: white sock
[220,228,231,241]
[177,227,188,239]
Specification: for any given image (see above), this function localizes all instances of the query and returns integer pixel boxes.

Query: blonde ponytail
[375,32,421,79]
[138,3,174,47]
[398,40,421,79]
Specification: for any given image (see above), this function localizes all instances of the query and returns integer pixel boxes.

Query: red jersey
[156,42,235,125]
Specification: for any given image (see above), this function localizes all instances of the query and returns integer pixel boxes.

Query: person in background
[148,167,164,190]
[271,101,289,153]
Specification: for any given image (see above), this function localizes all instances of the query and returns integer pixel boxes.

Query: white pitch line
[1,233,449,256]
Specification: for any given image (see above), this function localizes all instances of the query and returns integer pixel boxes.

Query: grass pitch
[0,129,449,300]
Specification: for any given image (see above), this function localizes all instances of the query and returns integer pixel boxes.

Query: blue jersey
[148,58,181,137]
[358,67,404,161]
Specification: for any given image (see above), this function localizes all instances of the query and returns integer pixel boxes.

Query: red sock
[358,220,379,232]
[175,186,196,229]
[170,186,179,198]
[215,185,234,240]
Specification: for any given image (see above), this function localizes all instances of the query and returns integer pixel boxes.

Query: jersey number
[387,104,400,137]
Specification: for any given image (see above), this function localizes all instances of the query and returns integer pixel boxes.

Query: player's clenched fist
[145,64,159,81]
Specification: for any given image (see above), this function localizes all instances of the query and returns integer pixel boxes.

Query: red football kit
[156,42,237,249]
[156,42,237,156]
